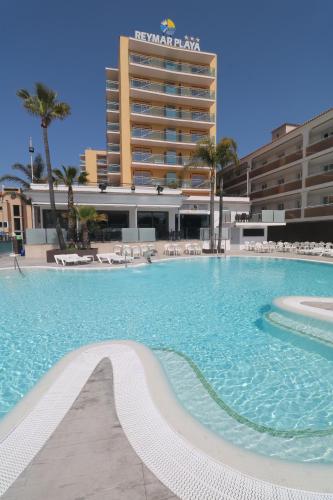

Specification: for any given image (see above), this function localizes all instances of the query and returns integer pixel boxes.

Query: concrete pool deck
[2,359,177,500]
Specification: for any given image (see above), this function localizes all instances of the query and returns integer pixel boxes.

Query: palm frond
[78,171,89,184]
[0,175,30,189]
[11,163,31,179]
[16,89,30,100]
[52,102,71,120]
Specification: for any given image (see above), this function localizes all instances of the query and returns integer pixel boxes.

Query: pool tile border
[0,341,333,499]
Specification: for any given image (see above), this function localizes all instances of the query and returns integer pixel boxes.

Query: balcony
[131,128,208,148]
[106,80,119,91]
[107,123,120,136]
[235,210,285,224]
[130,103,215,128]
[107,143,120,153]
[96,158,107,166]
[133,175,210,189]
[251,179,302,199]
[306,134,333,156]
[250,151,303,179]
[108,164,120,173]
[130,78,215,107]
[132,151,205,169]
[129,53,214,85]
[106,101,119,111]
[305,202,333,218]
[285,208,302,220]
[306,164,333,187]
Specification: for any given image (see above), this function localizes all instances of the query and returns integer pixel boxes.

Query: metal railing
[106,80,119,90]
[133,175,210,189]
[107,143,120,152]
[106,101,119,111]
[107,123,120,132]
[108,164,120,173]
[131,128,208,144]
[132,152,200,166]
[129,53,215,77]
[308,164,333,177]
[130,78,215,100]
[131,103,215,122]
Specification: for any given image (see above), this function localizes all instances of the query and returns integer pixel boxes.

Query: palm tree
[53,166,89,243]
[76,206,107,249]
[216,138,239,253]
[192,138,220,252]
[0,154,46,189]
[17,83,71,249]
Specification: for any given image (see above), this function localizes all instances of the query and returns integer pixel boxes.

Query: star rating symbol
[196,37,200,43]
[184,35,189,40]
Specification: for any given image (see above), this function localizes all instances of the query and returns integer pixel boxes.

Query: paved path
[2,359,177,500]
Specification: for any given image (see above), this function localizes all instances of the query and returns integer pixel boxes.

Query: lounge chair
[96,253,133,264]
[54,254,93,266]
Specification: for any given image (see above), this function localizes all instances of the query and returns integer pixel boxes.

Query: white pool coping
[0,341,333,499]
[274,296,333,324]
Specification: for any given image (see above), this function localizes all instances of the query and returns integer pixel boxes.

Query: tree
[216,139,239,253]
[192,138,219,252]
[17,83,71,249]
[75,206,107,249]
[0,154,46,189]
[192,137,239,253]
[53,166,89,243]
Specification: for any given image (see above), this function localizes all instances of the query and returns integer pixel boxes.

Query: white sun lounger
[54,254,94,266]
[96,253,133,264]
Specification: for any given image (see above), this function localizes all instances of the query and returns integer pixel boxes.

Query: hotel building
[222,108,333,241]
[28,27,284,245]
[81,33,217,195]
[0,188,32,237]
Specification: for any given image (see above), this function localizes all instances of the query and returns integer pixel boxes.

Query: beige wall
[84,149,106,184]
[119,36,132,186]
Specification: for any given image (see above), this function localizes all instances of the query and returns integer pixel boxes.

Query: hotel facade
[222,108,333,241]
[27,25,284,244]
[31,28,253,241]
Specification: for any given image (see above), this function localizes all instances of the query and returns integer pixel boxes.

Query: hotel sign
[134,19,201,52]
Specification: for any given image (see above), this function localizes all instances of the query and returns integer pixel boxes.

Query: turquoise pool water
[1,257,333,463]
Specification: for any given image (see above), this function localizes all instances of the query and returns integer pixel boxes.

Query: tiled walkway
[2,360,177,500]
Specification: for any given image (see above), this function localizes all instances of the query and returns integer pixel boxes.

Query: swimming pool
[1,257,333,463]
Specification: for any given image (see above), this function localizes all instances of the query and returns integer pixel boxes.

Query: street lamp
[29,137,34,182]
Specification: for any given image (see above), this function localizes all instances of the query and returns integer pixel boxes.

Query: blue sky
[1,0,332,177]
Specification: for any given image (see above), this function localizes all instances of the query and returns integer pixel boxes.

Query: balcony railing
[106,80,119,90]
[131,128,208,144]
[131,103,215,123]
[133,175,210,189]
[108,164,120,173]
[305,201,333,218]
[132,152,198,166]
[251,179,302,199]
[106,101,119,111]
[96,159,107,165]
[250,151,303,178]
[107,143,120,152]
[129,53,215,77]
[306,135,333,156]
[130,78,215,100]
[243,210,285,223]
[107,123,120,132]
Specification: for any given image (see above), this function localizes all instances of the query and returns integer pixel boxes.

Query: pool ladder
[13,255,24,276]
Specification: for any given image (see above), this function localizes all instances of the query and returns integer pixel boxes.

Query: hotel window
[132,148,151,162]
[191,174,205,187]
[296,200,301,208]
[277,203,284,210]
[0,221,8,228]
[324,164,333,172]
[13,205,20,217]
[164,82,178,95]
[164,150,178,165]
[165,128,177,142]
[277,177,284,185]
[165,60,179,71]
[297,171,302,179]
[191,130,205,143]
[261,183,267,190]
[165,172,178,187]
[164,105,178,118]
[323,196,333,205]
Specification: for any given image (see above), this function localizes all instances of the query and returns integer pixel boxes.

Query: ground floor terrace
[1,251,333,500]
